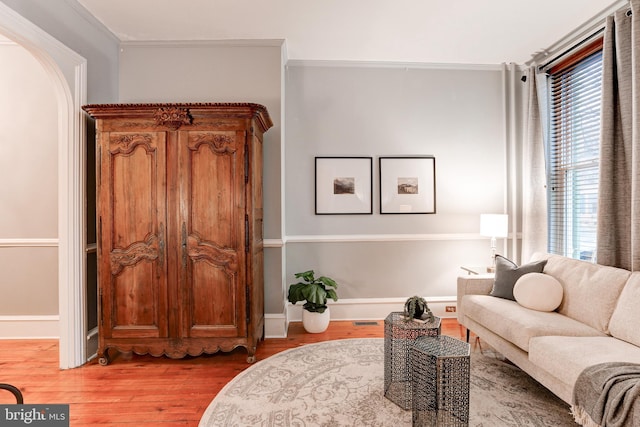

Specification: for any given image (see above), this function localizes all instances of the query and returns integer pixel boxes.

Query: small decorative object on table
[384,310,441,410]
[411,335,471,427]
[404,295,435,323]
[287,270,339,333]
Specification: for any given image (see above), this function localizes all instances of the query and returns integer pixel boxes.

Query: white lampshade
[480,214,508,238]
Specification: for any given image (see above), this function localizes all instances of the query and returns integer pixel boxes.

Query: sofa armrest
[456,274,494,324]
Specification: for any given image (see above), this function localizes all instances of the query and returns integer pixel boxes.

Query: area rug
[199,338,574,426]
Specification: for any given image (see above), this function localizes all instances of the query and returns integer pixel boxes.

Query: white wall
[0,40,58,315]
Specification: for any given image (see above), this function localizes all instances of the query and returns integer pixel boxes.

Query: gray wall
[118,41,285,313]
[0,0,119,103]
[285,63,510,300]
[118,47,516,313]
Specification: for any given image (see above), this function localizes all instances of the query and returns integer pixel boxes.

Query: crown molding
[120,39,285,48]
[286,59,503,71]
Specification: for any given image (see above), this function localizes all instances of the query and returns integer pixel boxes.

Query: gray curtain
[597,0,640,270]
[521,66,548,262]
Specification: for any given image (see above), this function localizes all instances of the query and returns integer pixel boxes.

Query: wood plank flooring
[0,318,464,426]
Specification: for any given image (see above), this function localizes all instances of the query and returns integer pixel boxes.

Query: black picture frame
[315,157,373,215]
[379,156,436,214]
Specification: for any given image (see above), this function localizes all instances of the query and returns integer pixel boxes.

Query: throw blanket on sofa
[571,362,640,427]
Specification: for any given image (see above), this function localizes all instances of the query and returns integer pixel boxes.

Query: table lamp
[480,214,508,272]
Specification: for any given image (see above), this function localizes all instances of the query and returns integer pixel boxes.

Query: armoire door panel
[186,235,240,335]
[190,258,239,337]
[108,133,166,248]
[100,131,168,339]
[111,261,162,338]
[185,131,242,247]
[179,130,247,337]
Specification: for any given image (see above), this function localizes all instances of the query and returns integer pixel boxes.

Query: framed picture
[315,157,373,214]
[379,156,436,214]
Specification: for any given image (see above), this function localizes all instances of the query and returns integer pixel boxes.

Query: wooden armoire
[82,103,272,364]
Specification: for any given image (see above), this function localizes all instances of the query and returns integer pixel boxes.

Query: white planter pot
[302,307,331,333]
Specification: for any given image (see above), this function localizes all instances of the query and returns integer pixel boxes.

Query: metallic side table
[384,311,441,409]
[411,335,471,427]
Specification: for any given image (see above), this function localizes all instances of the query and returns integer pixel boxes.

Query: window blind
[547,49,602,261]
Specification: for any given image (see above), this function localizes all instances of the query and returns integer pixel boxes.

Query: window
[546,40,603,261]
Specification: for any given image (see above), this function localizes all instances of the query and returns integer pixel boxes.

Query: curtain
[521,66,548,262]
[596,0,640,270]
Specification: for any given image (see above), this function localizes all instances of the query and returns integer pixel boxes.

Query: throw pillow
[513,272,563,311]
[489,255,548,300]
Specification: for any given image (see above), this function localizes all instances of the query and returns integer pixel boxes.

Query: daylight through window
[546,40,603,261]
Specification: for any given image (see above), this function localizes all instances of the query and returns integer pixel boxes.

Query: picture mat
[315,157,372,214]
[380,157,435,214]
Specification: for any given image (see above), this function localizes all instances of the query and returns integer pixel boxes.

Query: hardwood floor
[0,318,464,426]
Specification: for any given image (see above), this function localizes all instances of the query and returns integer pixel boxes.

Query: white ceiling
[77,0,621,65]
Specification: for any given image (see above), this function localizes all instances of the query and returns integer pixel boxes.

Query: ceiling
[77,0,621,65]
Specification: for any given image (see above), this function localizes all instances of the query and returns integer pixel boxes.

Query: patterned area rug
[199,338,574,426]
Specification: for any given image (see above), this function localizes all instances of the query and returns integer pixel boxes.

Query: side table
[411,335,470,427]
[384,311,441,409]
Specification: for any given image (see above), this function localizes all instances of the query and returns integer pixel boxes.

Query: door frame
[0,3,88,369]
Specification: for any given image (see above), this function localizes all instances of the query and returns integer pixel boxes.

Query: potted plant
[287,270,339,333]
[404,295,435,323]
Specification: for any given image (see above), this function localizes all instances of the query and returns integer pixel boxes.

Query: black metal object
[384,311,441,409]
[0,383,24,404]
[411,335,470,427]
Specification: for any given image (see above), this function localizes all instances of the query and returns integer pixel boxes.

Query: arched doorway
[0,3,88,369]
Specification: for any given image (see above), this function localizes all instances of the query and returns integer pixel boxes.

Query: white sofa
[457,253,640,404]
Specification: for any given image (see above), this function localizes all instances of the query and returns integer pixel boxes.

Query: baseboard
[264,313,288,338]
[0,300,457,340]
[0,315,59,339]
[267,297,458,337]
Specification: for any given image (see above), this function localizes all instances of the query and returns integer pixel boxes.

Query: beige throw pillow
[513,272,563,312]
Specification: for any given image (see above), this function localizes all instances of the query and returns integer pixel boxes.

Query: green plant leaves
[317,276,338,289]
[287,283,307,305]
[325,289,338,301]
[288,270,339,312]
[303,284,328,305]
[294,270,316,283]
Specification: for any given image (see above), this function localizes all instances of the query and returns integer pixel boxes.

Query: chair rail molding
[284,233,517,243]
[0,238,58,247]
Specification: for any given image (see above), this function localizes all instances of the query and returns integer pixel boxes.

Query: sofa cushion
[513,273,563,312]
[490,255,547,300]
[609,272,640,347]
[541,255,631,333]
[462,294,605,352]
[529,336,640,401]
